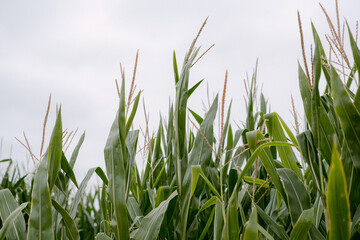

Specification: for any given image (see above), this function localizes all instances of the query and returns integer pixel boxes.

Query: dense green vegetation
[1,3,360,239]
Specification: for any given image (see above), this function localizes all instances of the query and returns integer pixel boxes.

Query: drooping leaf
[61,152,78,188]
[190,165,220,199]
[278,168,311,225]
[95,167,108,186]
[256,205,289,240]
[246,130,286,200]
[52,199,79,240]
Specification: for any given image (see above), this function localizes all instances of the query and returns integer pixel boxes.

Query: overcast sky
[1,1,359,182]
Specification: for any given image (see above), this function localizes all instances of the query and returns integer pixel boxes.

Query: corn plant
[1,1,360,239]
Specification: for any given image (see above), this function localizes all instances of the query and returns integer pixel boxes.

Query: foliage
[1,2,360,239]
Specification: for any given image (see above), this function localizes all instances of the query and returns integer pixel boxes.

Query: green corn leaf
[151,121,163,186]
[126,130,139,198]
[104,77,129,240]
[311,23,331,88]
[126,91,141,134]
[132,191,177,240]
[127,197,143,222]
[223,186,239,239]
[27,158,54,240]
[199,207,215,240]
[47,108,63,191]
[69,168,96,218]
[347,22,360,81]
[213,199,224,240]
[243,206,258,240]
[186,79,203,98]
[298,64,334,164]
[264,113,302,179]
[351,204,360,237]
[189,95,217,167]
[0,189,27,240]
[313,194,324,228]
[327,143,351,240]
[55,171,67,195]
[195,196,217,216]
[176,95,218,239]
[153,157,169,189]
[278,168,311,225]
[256,205,289,240]
[341,140,360,216]
[0,202,27,240]
[297,131,323,193]
[330,66,360,168]
[61,152,78,188]
[52,199,79,240]
[188,108,203,125]
[190,165,220,199]
[311,29,322,153]
[69,131,85,168]
[95,167,108,186]
[175,49,199,196]
[246,130,286,200]
[290,208,314,240]
[243,176,270,188]
[257,224,275,240]
[298,64,312,124]
[95,233,112,240]
[232,140,298,201]
[218,101,232,156]
[173,51,179,85]
[0,159,11,163]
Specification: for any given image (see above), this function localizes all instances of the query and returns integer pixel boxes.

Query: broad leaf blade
[243,206,258,240]
[0,202,27,240]
[290,208,314,240]
[278,168,311,224]
[132,191,177,240]
[0,189,26,240]
[47,109,63,191]
[104,78,129,240]
[52,199,79,240]
[264,113,301,179]
[330,66,360,168]
[327,143,351,240]
[27,158,54,240]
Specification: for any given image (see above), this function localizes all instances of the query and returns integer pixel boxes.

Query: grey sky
[1,1,359,181]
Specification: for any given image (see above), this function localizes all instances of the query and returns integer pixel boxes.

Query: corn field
[1,3,360,240]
